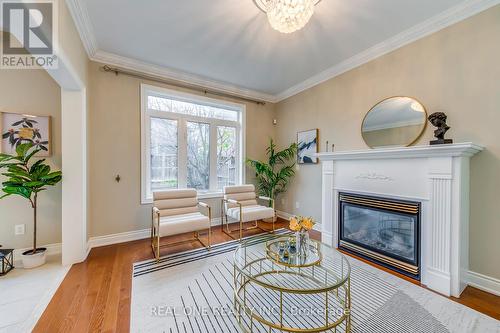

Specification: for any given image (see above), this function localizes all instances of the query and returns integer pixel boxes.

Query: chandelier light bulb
[267,0,315,33]
[254,0,320,34]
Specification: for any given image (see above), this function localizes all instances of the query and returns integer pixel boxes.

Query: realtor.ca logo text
[1,0,58,69]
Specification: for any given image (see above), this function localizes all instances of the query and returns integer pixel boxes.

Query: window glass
[143,87,243,201]
[187,121,210,190]
[150,118,178,191]
[148,95,238,121]
[217,126,237,190]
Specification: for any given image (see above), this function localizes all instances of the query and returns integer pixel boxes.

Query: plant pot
[21,248,46,268]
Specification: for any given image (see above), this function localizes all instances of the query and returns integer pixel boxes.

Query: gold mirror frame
[361,96,428,149]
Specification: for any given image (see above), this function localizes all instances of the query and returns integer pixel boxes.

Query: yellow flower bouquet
[289,216,315,233]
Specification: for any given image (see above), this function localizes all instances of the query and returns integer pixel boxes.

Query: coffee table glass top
[265,236,322,267]
[233,234,350,292]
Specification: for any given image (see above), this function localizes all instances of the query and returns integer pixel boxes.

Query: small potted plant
[0,143,62,268]
[289,216,315,257]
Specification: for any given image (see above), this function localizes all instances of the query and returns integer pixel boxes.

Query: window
[217,126,237,190]
[141,84,244,203]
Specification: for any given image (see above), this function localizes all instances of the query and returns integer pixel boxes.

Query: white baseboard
[13,243,62,264]
[321,232,333,247]
[86,217,224,251]
[87,228,151,249]
[467,270,500,296]
[276,210,293,220]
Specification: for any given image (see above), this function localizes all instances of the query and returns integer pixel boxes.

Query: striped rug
[131,230,499,333]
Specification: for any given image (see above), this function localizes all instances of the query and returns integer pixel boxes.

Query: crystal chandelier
[254,0,321,34]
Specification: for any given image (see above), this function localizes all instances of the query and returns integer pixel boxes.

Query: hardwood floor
[34,219,499,332]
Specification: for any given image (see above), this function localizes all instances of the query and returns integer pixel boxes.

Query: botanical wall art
[297,129,318,164]
[1,112,51,156]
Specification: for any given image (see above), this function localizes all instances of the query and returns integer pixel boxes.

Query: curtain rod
[101,65,266,105]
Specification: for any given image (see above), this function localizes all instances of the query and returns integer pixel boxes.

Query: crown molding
[65,0,98,57]
[91,50,277,103]
[274,0,500,102]
[65,0,276,102]
[66,0,499,104]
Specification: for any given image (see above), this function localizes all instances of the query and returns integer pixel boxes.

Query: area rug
[131,230,499,333]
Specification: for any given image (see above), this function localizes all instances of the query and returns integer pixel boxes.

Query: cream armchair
[151,189,211,261]
[221,184,275,240]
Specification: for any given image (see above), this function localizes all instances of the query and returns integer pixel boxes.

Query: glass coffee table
[233,235,351,332]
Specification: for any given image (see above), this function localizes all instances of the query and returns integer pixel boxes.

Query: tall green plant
[0,143,62,254]
[246,138,297,200]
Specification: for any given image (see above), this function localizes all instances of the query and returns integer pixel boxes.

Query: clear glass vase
[296,230,310,258]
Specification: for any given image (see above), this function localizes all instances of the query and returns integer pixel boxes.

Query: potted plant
[0,143,62,268]
[246,138,297,220]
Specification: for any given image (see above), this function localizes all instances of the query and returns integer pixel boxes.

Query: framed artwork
[297,128,318,164]
[1,112,51,156]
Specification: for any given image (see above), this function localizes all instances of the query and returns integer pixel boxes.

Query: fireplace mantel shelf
[316,142,483,161]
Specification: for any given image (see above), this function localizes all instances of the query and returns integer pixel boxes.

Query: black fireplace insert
[338,192,421,280]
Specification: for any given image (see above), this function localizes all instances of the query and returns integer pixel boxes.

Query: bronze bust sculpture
[428,112,453,145]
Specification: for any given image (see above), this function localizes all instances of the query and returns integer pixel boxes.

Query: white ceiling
[72,0,498,102]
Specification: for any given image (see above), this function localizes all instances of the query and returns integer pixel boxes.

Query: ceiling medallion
[254,0,321,34]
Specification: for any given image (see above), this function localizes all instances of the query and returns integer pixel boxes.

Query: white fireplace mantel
[317,143,483,297]
[317,142,483,161]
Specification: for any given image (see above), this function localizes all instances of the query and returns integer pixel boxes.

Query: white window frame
[141,84,246,204]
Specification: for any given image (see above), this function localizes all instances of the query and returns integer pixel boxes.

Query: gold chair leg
[156,233,160,262]
[195,229,211,249]
[220,199,225,232]
[208,227,211,249]
[151,233,154,257]
[239,218,243,241]
[151,226,160,262]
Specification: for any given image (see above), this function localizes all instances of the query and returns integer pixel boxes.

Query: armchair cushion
[223,184,258,209]
[158,212,210,237]
[226,205,275,223]
[153,188,210,237]
[153,189,199,217]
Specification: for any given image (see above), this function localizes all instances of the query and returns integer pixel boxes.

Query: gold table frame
[233,238,351,332]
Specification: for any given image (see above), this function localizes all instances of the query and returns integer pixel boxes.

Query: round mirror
[362,96,427,148]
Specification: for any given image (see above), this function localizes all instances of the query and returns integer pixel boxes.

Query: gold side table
[233,236,351,333]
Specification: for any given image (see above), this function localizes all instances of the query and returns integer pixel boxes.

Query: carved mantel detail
[356,172,393,181]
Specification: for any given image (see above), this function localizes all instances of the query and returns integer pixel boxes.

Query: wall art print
[1,112,51,156]
[297,128,318,164]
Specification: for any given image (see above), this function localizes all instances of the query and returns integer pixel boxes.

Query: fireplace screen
[339,193,420,278]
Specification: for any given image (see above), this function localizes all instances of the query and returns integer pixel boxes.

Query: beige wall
[274,6,500,279]
[88,61,276,237]
[0,69,62,249]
